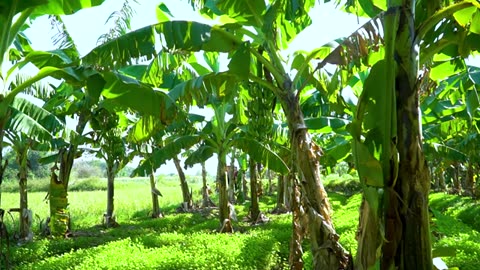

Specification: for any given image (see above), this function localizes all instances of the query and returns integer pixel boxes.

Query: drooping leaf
[132,135,202,176]
[83,21,240,70]
[30,0,105,17]
[101,71,177,124]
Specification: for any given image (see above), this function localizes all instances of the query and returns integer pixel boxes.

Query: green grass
[1,176,479,269]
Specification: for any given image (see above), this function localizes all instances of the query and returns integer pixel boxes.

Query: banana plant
[342,0,480,269]
[0,0,106,189]
[89,107,133,227]
[128,137,163,218]
[85,3,350,265]
[4,95,65,241]
[184,101,289,231]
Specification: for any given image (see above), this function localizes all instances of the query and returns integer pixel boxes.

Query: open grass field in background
[0,175,479,269]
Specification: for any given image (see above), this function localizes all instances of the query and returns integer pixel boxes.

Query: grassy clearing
[1,176,479,269]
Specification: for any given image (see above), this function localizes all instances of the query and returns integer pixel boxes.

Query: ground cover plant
[0,0,480,269]
[0,176,477,269]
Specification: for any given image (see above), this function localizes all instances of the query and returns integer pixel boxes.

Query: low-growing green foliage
[1,176,479,269]
[429,193,480,231]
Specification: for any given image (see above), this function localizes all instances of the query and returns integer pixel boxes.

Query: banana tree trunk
[389,73,432,269]
[228,152,236,203]
[249,156,260,222]
[284,173,292,210]
[217,148,231,232]
[289,177,304,270]
[49,113,87,236]
[105,161,118,227]
[201,162,215,208]
[464,163,474,197]
[17,147,31,240]
[267,170,273,195]
[236,168,245,203]
[273,174,288,213]
[384,1,432,268]
[242,168,249,201]
[149,170,162,218]
[49,158,71,237]
[438,168,446,191]
[173,157,192,210]
[281,90,350,269]
[0,113,9,199]
[256,163,263,196]
[452,163,461,194]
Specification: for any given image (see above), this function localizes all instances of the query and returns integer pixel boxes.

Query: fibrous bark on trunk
[217,148,232,233]
[173,157,193,211]
[272,174,288,214]
[49,113,88,237]
[282,89,351,269]
[17,146,32,241]
[105,162,118,228]
[149,170,162,218]
[49,161,70,237]
[355,1,433,269]
[464,163,474,197]
[228,152,236,203]
[249,156,260,222]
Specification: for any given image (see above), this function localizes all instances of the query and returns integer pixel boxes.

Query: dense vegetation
[0,0,480,269]
[0,176,477,269]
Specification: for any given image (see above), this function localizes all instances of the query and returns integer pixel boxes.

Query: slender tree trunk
[452,162,461,194]
[228,152,236,203]
[273,174,289,214]
[275,175,285,211]
[17,146,31,241]
[149,170,162,218]
[284,173,292,210]
[249,156,260,222]
[201,161,209,208]
[267,170,274,195]
[105,161,119,228]
[0,114,9,205]
[256,163,263,197]
[236,168,245,203]
[438,167,446,191]
[281,90,350,269]
[173,157,192,210]
[242,167,249,201]
[217,148,231,232]
[464,163,474,196]
[289,177,304,270]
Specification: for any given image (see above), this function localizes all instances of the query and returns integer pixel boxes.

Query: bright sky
[23,0,366,175]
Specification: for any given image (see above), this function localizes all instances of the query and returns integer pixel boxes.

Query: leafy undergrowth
[13,208,292,269]
[429,193,480,269]
[3,177,480,269]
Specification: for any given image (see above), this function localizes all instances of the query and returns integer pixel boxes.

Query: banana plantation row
[1,0,480,269]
